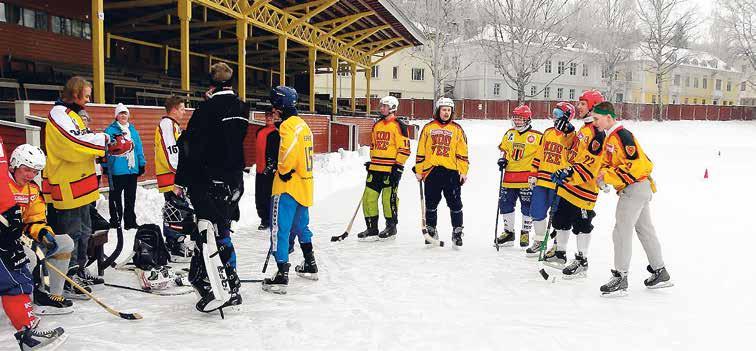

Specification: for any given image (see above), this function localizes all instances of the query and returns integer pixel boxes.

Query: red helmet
[579,90,604,111]
[107,134,134,157]
[554,102,576,120]
[512,104,532,128]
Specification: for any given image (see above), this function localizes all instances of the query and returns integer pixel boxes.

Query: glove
[554,117,575,134]
[497,157,508,171]
[278,170,294,182]
[138,166,145,176]
[0,244,29,270]
[390,165,404,186]
[107,134,134,157]
[39,228,58,255]
[0,205,23,242]
[209,180,242,204]
[528,176,537,189]
[96,156,108,164]
[364,162,371,172]
[551,167,574,185]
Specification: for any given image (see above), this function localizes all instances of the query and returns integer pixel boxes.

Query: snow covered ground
[2,119,754,350]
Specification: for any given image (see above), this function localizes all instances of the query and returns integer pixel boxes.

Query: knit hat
[115,103,130,119]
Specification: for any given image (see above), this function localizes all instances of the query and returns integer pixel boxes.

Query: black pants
[255,173,275,227]
[108,174,138,227]
[424,167,463,228]
[552,198,596,234]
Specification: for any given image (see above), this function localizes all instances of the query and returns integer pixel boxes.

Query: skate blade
[261,284,287,294]
[646,281,674,289]
[561,271,587,280]
[33,306,74,316]
[600,290,628,298]
[39,333,69,351]
[357,236,379,242]
[296,272,319,281]
[377,235,397,242]
[525,252,541,258]
[63,293,91,301]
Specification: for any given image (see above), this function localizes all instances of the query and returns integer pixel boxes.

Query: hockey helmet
[512,104,532,128]
[380,95,400,114]
[579,90,604,111]
[10,144,46,171]
[553,102,576,120]
[270,86,298,117]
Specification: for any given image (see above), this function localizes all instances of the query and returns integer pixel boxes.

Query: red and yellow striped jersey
[601,124,656,192]
[530,127,574,189]
[556,123,605,210]
[368,115,411,173]
[414,120,469,177]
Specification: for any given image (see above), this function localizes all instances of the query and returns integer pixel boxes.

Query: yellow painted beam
[308,47,316,112]
[279,36,287,86]
[365,67,371,115]
[350,63,356,113]
[338,25,390,40]
[246,0,272,15]
[356,38,400,50]
[237,19,247,101]
[285,0,339,31]
[104,0,176,10]
[343,26,391,49]
[92,0,105,103]
[163,45,169,72]
[109,20,235,34]
[317,11,373,31]
[331,56,338,114]
[371,45,409,65]
[106,32,111,59]
[178,0,192,91]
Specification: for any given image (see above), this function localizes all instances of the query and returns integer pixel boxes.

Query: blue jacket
[103,121,146,176]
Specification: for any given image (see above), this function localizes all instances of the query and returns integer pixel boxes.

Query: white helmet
[138,266,175,291]
[10,144,46,171]
[435,97,455,116]
[380,95,399,113]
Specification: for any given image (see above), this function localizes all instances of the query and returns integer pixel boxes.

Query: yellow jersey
[155,116,182,193]
[498,127,542,188]
[272,116,314,207]
[530,127,574,189]
[8,177,53,242]
[368,115,411,173]
[602,124,656,192]
[556,123,605,210]
[43,103,108,209]
[414,120,469,177]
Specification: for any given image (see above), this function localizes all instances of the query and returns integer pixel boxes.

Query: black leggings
[424,167,463,228]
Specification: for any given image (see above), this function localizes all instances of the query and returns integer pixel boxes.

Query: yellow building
[618,49,742,106]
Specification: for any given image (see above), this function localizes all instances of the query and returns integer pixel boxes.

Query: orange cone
[704,168,709,179]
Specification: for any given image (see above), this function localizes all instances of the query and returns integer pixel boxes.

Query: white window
[616,93,624,102]
[703,78,708,89]
[702,99,706,104]
[545,61,552,73]
[673,75,680,86]
[557,88,563,99]
[0,3,6,22]
[694,77,699,88]
[716,79,722,90]
[558,61,565,74]
[530,85,537,96]
[582,64,588,77]
[684,98,689,104]
[601,67,608,79]
[726,80,732,91]
[569,88,575,100]
[493,83,501,96]
[671,95,677,104]
[392,66,398,80]
[693,98,698,104]
[569,63,576,76]
[685,76,690,87]
[411,68,425,81]
[625,71,632,81]
[371,66,379,79]
[544,87,550,99]
[742,82,747,91]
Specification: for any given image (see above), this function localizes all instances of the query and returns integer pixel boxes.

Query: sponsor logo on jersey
[625,145,636,157]
[606,144,615,153]
[527,135,536,143]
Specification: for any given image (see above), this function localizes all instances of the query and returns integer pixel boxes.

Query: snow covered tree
[636,0,696,120]
[715,0,756,88]
[477,0,584,104]
[398,0,474,100]
[580,0,640,102]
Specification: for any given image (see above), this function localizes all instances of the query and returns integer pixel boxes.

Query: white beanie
[115,103,129,119]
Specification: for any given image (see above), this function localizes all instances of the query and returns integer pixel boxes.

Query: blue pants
[0,259,33,296]
[499,187,532,216]
[271,193,313,264]
[530,186,558,221]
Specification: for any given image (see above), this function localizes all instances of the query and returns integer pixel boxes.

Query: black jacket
[175,89,249,189]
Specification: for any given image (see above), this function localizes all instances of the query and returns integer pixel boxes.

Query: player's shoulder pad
[451,121,468,138]
[588,129,605,156]
[529,128,544,135]
[616,128,638,160]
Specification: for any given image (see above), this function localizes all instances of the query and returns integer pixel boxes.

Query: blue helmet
[270,86,298,114]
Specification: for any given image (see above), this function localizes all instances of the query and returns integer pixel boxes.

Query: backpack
[132,224,170,270]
